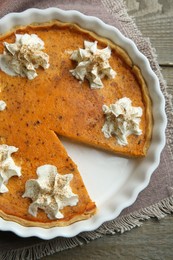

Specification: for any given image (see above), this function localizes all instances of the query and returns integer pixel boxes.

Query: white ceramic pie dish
[0,8,167,239]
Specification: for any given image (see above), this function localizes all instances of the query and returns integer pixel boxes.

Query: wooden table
[45,1,173,259]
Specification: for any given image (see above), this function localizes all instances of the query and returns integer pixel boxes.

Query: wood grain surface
[44,0,173,259]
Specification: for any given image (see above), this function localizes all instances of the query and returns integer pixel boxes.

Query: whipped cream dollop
[0,100,6,111]
[0,145,21,193]
[102,97,143,146]
[0,33,50,80]
[70,41,116,89]
[23,164,79,219]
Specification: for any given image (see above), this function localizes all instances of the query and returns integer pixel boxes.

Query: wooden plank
[161,66,173,87]
[125,0,173,64]
[46,215,173,260]
[161,66,173,104]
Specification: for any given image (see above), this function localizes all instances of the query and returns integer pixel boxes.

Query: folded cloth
[0,0,173,259]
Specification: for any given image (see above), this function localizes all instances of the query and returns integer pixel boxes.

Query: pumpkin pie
[0,20,152,227]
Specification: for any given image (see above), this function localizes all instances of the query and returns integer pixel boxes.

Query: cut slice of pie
[0,127,96,227]
[0,20,152,227]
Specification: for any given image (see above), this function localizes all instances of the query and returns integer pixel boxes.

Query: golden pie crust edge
[0,207,96,228]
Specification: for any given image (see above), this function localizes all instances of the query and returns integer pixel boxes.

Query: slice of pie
[0,20,152,227]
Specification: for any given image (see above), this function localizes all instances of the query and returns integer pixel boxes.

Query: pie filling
[0,20,152,227]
